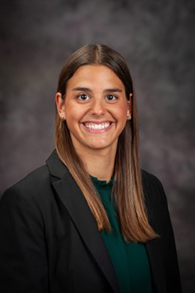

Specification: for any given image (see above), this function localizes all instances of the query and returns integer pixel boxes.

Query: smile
[81,122,114,132]
[84,122,111,130]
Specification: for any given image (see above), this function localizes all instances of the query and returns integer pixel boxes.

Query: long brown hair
[55,44,158,242]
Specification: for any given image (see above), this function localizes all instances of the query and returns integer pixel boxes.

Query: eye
[106,94,117,101]
[77,94,90,101]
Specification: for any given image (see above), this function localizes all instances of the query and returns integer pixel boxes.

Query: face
[56,65,131,157]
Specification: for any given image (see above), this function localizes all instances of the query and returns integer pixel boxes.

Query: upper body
[0,44,182,292]
[0,150,181,293]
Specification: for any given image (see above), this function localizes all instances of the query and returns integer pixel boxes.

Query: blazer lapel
[46,151,119,293]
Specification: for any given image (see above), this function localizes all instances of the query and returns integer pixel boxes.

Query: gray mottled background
[0,0,194,292]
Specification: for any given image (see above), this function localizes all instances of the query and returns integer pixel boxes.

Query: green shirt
[91,176,153,293]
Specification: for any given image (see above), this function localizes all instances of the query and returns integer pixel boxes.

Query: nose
[90,98,105,116]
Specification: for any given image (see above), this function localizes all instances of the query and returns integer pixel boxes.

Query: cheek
[65,103,80,121]
[112,105,127,120]
[65,107,84,134]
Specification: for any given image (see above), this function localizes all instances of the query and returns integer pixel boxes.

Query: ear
[126,93,132,119]
[56,92,66,120]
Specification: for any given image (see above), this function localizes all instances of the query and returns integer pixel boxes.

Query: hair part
[55,44,159,242]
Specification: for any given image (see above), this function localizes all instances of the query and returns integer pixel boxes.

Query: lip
[80,121,115,133]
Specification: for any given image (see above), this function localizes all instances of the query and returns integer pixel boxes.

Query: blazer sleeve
[157,179,182,292]
[0,187,48,293]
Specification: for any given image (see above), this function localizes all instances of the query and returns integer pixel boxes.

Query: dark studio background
[0,0,194,292]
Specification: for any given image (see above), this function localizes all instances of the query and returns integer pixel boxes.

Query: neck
[76,147,117,182]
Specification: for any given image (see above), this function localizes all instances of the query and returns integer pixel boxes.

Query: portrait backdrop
[0,0,194,292]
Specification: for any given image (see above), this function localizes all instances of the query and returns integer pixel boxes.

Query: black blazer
[0,150,181,293]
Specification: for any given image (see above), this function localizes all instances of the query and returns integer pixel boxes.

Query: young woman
[0,44,181,292]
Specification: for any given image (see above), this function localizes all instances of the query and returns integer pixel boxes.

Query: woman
[0,44,181,292]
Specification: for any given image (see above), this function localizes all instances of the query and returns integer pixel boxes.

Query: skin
[56,64,132,181]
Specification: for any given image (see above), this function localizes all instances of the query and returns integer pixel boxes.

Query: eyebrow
[72,87,123,93]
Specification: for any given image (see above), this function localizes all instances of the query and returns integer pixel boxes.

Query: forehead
[66,65,125,90]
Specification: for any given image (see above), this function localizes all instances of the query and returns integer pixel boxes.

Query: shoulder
[141,169,163,188]
[1,165,52,206]
[141,169,166,199]
[141,169,170,219]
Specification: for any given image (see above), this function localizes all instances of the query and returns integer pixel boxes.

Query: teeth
[84,122,110,130]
